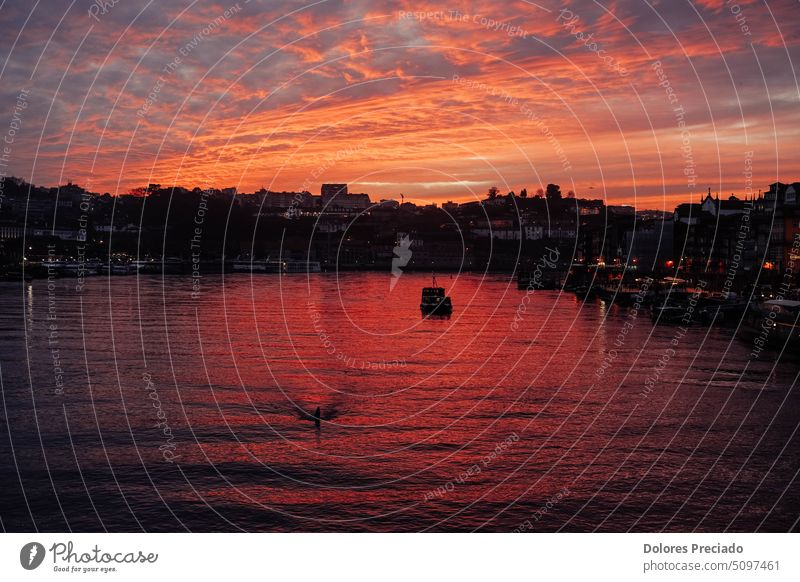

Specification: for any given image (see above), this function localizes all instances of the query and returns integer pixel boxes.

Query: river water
[0,272,798,531]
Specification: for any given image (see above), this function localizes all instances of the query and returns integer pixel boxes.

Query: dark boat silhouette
[573,284,596,300]
[420,275,453,315]
[651,303,687,324]
[742,299,800,345]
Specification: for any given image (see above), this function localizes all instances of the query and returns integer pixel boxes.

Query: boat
[230,257,321,274]
[742,299,800,346]
[99,261,136,275]
[651,303,687,324]
[420,275,453,315]
[0,269,33,282]
[573,284,596,301]
[652,277,706,305]
[111,263,136,275]
[517,271,534,289]
[596,283,649,306]
[284,260,321,273]
[231,258,283,273]
[698,293,749,325]
[134,257,186,274]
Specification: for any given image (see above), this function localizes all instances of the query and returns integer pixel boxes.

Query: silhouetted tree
[545,184,562,200]
[488,186,499,199]
[128,186,148,197]
[520,188,528,198]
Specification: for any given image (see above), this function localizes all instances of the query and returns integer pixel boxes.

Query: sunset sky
[1,0,799,208]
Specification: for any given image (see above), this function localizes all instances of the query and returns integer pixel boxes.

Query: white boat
[133,257,185,273]
[109,263,136,275]
[231,258,321,274]
[42,259,100,276]
[231,259,282,273]
[744,299,800,346]
[284,260,321,273]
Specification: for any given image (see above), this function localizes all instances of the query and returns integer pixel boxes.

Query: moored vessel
[742,299,800,346]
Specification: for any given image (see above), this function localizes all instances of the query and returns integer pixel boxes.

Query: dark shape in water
[420,275,453,315]
[314,406,321,428]
[742,299,800,345]
[697,293,749,325]
[651,303,687,324]
[574,284,596,301]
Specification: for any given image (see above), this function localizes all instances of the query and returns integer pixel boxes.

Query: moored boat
[230,257,321,273]
[573,284,596,301]
[651,303,687,324]
[698,293,749,325]
[742,299,800,346]
[596,283,650,306]
[231,258,282,273]
[134,257,186,274]
[284,260,321,273]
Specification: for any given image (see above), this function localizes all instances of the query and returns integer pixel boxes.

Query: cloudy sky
[1,0,798,208]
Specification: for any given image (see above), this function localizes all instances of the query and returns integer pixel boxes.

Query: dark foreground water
[0,272,798,532]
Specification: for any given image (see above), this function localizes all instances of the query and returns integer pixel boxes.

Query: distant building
[29,227,82,240]
[699,189,748,216]
[0,221,23,240]
[407,235,470,270]
[608,205,635,216]
[321,183,348,205]
[315,214,349,233]
[622,219,674,272]
[753,182,800,270]
[473,218,521,240]
[524,224,544,241]
[264,191,306,210]
[673,202,702,225]
[318,184,370,212]
[636,210,672,221]
[54,182,90,208]
[673,190,755,273]
[327,193,370,211]
[578,199,604,215]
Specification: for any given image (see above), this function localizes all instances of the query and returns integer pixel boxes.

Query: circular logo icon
[20,542,46,570]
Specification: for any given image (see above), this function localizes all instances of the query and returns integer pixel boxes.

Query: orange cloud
[0,0,796,210]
